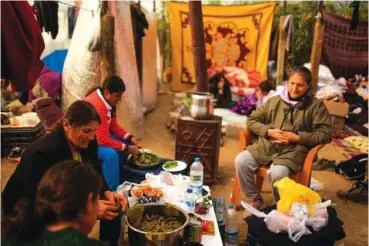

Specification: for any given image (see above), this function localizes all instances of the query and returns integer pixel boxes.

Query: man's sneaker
[243,198,265,218]
[8,147,23,161]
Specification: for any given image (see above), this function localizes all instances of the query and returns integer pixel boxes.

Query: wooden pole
[276,16,287,85]
[188,1,208,92]
[310,12,324,94]
[100,2,115,81]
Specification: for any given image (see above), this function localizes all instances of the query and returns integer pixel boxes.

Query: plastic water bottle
[224,204,238,246]
[310,177,324,191]
[189,157,204,197]
[184,188,196,208]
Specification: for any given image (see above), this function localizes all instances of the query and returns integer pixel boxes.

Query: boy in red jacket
[85,75,140,191]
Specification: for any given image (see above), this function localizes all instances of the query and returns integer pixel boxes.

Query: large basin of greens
[125,203,189,245]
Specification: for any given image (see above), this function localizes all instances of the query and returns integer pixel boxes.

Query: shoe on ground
[8,147,23,161]
[337,182,368,204]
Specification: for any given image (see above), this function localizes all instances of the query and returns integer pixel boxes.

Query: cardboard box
[323,100,349,130]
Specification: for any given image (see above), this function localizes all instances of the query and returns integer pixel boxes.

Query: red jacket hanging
[85,89,132,151]
[1,1,45,92]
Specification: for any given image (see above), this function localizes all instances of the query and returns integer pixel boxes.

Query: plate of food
[130,185,164,204]
[130,152,161,169]
[162,161,187,172]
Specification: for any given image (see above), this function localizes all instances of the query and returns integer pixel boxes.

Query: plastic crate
[1,123,44,157]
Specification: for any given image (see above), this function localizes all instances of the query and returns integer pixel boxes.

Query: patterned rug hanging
[168,2,276,92]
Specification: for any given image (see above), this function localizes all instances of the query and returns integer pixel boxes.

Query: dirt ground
[1,92,367,245]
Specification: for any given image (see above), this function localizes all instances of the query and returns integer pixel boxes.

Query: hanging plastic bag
[273,178,321,216]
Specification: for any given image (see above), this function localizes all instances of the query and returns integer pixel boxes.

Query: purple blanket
[230,95,258,116]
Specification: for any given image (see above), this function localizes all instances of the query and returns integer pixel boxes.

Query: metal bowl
[130,153,161,169]
[125,203,189,246]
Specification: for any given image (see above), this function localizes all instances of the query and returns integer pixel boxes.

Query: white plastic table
[174,185,223,246]
[126,185,224,245]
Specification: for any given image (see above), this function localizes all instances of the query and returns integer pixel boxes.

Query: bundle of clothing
[207,66,261,96]
[1,1,45,103]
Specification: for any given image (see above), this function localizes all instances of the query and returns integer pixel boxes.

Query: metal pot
[125,203,189,246]
[190,92,216,119]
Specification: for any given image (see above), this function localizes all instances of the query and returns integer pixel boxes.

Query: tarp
[168,2,276,92]
[42,50,68,73]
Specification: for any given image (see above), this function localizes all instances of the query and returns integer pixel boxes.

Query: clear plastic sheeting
[61,0,101,111]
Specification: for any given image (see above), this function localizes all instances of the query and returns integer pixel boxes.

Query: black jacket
[2,126,109,216]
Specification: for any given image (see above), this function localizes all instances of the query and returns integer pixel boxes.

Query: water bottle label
[190,175,203,183]
[225,231,238,244]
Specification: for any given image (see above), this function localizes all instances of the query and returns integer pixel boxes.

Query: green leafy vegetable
[131,153,160,167]
[164,161,178,170]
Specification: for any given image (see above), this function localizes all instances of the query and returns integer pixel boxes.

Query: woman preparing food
[2,100,126,246]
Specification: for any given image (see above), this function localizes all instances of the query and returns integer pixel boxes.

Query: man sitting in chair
[235,66,332,213]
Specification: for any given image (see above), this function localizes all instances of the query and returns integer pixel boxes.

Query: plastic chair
[231,129,324,206]
[32,97,64,133]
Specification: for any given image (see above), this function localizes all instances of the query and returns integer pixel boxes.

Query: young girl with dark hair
[209,72,232,108]
[3,160,109,245]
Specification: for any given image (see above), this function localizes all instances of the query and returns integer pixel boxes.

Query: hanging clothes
[283,15,295,52]
[33,1,59,39]
[130,3,149,85]
[349,1,360,30]
[1,1,45,95]
[68,6,77,39]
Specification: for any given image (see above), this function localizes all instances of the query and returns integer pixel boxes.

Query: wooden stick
[310,12,324,94]
[276,16,287,85]
[188,1,208,92]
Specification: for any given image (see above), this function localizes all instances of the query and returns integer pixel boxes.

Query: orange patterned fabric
[168,2,276,92]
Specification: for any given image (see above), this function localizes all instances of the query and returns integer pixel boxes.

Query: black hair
[1,79,10,90]
[101,75,126,94]
[259,80,275,94]
[209,72,232,108]
[85,75,126,97]
[3,160,101,242]
[290,66,312,85]
[64,100,101,127]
